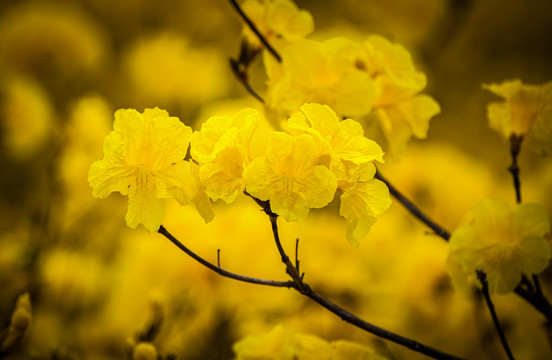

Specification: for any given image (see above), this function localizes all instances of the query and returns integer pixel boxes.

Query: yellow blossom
[233,325,388,360]
[133,342,158,360]
[1,76,55,161]
[360,35,441,158]
[191,108,260,203]
[243,132,337,222]
[362,35,427,107]
[123,32,229,106]
[372,94,440,158]
[287,103,385,178]
[447,199,551,294]
[265,37,377,121]
[339,164,392,247]
[88,108,200,232]
[483,79,552,155]
[242,0,314,47]
[1,292,32,353]
[286,103,390,245]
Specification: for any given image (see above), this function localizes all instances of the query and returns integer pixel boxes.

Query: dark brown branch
[375,170,450,240]
[228,0,282,62]
[263,207,465,360]
[508,134,523,204]
[375,170,552,324]
[158,225,295,289]
[477,270,515,360]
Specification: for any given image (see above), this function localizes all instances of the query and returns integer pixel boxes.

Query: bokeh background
[1,0,552,359]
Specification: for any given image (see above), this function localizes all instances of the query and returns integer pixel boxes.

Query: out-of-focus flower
[233,325,389,360]
[88,108,200,232]
[39,249,106,308]
[191,108,260,203]
[59,95,113,219]
[0,2,107,76]
[242,0,314,47]
[133,342,158,360]
[447,199,551,294]
[1,76,55,161]
[361,35,440,159]
[0,292,32,354]
[244,132,337,222]
[286,103,390,245]
[123,33,229,106]
[483,79,552,155]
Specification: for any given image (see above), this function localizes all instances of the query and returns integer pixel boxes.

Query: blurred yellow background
[1,0,551,359]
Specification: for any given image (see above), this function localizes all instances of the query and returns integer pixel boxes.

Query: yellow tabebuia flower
[242,0,314,46]
[287,103,385,174]
[244,132,337,222]
[286,103,390,245]
[265,37,377,121]
[233,325,389,360]
[483,79,552,155]
[88,108,201,232]
[447,199,551,294]
[339,163,392,247]
[360,35,440,158]
[191,108,260,203]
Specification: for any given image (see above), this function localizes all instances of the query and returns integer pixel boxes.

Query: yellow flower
[339,164,392,247]
[287,103,385,178]
[243,132,337,222]
[265,37,377,121]
[362,35,427,107]
[191,108,260,203]
[242,0,314,46]
[360,35,441,159]
[372,94,440,158]
[447,199,551,294]
[286,103,390,245]
[123,32,229,106]
[483,79,552,155]
[88,108,199,232]
[1,76,55,161]
[233,325,388,360]
[0,292,32,353]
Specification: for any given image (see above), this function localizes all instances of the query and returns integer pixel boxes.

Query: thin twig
[229,56,265,103]
[375,170,450,240]
[217,249,221,268]
[158,225,295,288]
[228,0,282,62]
[476,270,515,360]
[508,135,523,204]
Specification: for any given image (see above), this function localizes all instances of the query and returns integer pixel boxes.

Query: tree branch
[227,0,282,62]
[375,169,450,240]
[477,270,515,360]
[158,225,295,289]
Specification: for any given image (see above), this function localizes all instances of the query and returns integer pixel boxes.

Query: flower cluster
[446,199,551,294]
[233,325,389,360]
[89,104,390,246]
[262,35,440,158]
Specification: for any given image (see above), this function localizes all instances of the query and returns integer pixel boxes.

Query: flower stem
[375,169,450,240]
[265,210,465,360]
[476,270,515,360]
[228,0,282,62]
[508,134,523,204]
